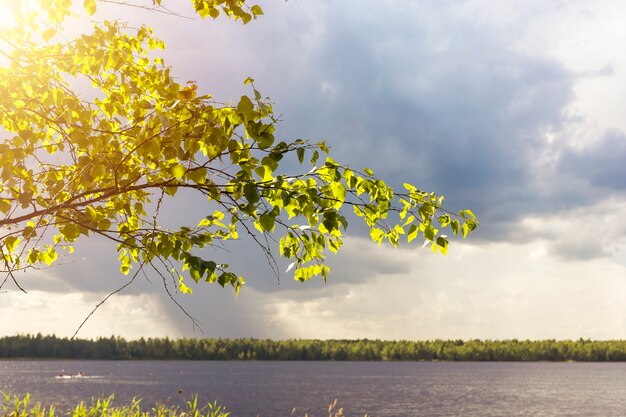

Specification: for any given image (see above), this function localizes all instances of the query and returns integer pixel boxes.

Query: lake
[2,361,626,416]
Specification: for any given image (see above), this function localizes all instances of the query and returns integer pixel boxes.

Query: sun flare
[0,9,12,29]
[0,1,19,29]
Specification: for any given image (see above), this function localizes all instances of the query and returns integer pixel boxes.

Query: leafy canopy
[0,0,477,295]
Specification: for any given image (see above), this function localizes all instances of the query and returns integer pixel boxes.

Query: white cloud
[518,197,626,260]
[261,237,626,340]
[468,0,626,132]
[0,289,179,339]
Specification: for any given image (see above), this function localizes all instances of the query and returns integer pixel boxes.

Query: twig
[71,260,145,339]
[0,243,27,293]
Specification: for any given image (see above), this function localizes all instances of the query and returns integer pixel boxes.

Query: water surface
[2,361,626,416]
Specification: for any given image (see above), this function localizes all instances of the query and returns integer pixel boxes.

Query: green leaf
[258,212,275,232]
[369,228,384,245]
[27,249,41,264]
[0,199,11,214]
[42,28,56,41]
[43,247,58,266]
[436,236,448,255]
[311,150,319,165]
[171,164,186,179]
[22,224,36,239]
[18,192,32,209]
[179,276,193,294]
[84,0,97,15]
[218,272,234,287]
[462,222,470,238]
[237,95,254,114]
[243,182,260,205]
[190,267,201,282]
[407,224,419,243]
[4,236,19,253]
[451,219,461,235]
[438,214,451,227]
[257,131,274,149]
[234,277,245,295]
[137,99,153,109]
[187,167,207,184]
[423,225,436,241]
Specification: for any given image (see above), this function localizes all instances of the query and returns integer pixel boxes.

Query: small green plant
[0,394,373,417]
[184,396,229,417]
[288,399,371,417]
[0,394,229,417]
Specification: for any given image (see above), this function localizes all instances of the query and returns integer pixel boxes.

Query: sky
[3,0,626,340]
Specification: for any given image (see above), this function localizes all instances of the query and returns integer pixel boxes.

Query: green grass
[0,394,365,417]
[0,393,230,417]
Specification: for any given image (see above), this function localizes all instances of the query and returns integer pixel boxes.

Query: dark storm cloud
[559,130,626,191]
[246,1,625,258]
[270,4,577,231]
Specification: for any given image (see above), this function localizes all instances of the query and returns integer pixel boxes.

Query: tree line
[3,334,626,361]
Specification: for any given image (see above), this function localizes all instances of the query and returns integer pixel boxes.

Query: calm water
[1,361,626,416]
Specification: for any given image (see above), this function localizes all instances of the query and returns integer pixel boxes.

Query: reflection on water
[2,361,626,416]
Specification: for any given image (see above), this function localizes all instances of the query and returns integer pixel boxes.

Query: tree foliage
[0,0,477,295]
[2,335,623,362]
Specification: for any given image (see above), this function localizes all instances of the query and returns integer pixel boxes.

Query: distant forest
[4,334,626,361]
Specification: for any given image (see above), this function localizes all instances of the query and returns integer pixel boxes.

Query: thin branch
[147,258,203,334]
[71,260,145,339]
[97,0,194,19]
[220,195,280,283]
[0,243,27,293]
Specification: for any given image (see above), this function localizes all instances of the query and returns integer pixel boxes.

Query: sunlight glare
[0,1,17,29]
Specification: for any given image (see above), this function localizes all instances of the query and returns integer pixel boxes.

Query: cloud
[515,197,626,260]
[10,236,626,340]
[559,129,626,191]
[180,0,579,242]
[0,290,178,338]
[88,1,626,339]
[325,237,412,284]
[154,237,416,337]
[259,238,626,340]
[81,0,626,243]
[244,0,626,257]
[103,0,620,246]
[7,0,626,339]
